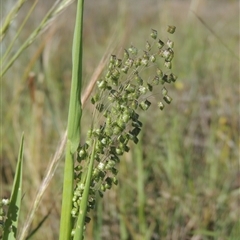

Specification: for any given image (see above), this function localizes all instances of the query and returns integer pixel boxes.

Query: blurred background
[1,0,239,239]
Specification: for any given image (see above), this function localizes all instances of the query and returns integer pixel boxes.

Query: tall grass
[59,0,84,238]
[1,0,239,239]
[2,0,178,239]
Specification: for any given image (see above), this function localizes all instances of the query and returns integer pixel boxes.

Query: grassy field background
[1,0,239,239]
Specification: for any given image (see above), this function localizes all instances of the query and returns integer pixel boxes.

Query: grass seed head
[72,26,177,227]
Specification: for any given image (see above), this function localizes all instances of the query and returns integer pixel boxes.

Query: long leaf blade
[59,0,84,239]
[3,134,24,240]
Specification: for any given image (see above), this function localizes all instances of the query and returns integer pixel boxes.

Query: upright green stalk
[73,140,96,240]
[59,0,84,239]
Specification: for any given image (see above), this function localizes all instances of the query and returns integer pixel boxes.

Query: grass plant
[1,0,239,239]
[2,0,178,238]
[1,135,24,239]
[59,0,84,238]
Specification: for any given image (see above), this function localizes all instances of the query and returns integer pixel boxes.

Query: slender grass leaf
[73,140,96,240]
[59,0,84,239]
[3,134,24,240]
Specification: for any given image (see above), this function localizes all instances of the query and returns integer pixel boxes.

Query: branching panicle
[71,27,177,233]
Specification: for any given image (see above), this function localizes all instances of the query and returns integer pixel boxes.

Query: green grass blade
[73,140,96,240]
[59,143,75,239]
[3,134,24,240]
[66,0,84,154]
[59,0,84,239]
